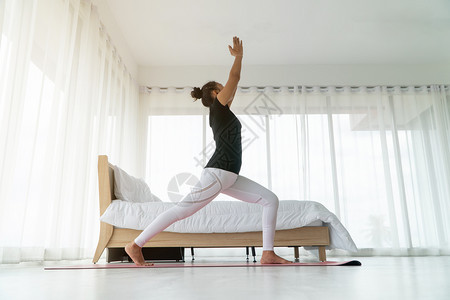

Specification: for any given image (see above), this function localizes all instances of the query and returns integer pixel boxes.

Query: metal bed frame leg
[251,247,256,263]
[191,247,195,261]
[180,247,185,262]
[294,246,300,262]
[246,247,249,262]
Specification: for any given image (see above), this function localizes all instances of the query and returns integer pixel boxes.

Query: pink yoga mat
[44,260,361,270]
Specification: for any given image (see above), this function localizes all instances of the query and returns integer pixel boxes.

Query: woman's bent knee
[272,194,279,207]
[263,192,279,208]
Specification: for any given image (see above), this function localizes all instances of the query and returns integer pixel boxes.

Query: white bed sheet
[100,200,358,252]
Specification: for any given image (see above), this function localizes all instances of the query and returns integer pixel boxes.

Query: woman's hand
[228,36,243,57]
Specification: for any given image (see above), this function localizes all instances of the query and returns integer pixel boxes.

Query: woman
[126,37,292,265]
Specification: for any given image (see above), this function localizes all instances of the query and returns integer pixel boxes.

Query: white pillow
[113,165,162,203]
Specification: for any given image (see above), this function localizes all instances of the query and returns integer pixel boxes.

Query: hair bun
[191,87,202,100]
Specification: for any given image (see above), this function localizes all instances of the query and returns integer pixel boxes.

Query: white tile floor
[1,256,449,300]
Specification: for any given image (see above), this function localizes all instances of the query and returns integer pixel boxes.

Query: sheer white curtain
[141,85,450,256]
[0,0,139,263]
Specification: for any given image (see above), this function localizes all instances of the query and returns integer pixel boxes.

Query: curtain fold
[141,85,450,255]
[0,0,139,263]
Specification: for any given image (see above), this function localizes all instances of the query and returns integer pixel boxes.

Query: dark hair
[191,81,220,107]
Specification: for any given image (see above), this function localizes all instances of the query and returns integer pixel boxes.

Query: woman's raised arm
[217,36,243,106]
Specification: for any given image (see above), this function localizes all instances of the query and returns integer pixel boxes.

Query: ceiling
[105,0,450,67]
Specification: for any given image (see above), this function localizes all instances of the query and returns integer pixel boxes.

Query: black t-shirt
[204,97,242,174]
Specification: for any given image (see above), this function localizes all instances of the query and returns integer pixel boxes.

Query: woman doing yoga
[125,36,292,266]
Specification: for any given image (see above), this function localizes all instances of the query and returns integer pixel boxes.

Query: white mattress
[100,200,358,252]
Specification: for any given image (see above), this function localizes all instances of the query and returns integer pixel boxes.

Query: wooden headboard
[98,155,115,216]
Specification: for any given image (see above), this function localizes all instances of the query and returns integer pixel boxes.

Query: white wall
[139,64,450,87]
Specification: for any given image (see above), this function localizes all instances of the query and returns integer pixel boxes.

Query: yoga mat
[45,260,361,270]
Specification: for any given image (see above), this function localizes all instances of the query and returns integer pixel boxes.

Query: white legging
[134,167,279,251]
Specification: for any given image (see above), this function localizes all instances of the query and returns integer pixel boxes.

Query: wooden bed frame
[93,155,330,263]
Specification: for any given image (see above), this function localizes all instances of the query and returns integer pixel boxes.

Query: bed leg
[318,246,326,262]
[246,247,249,262]
[191,247,195,261]
[93,222,113,264]
[251,247,256,263]
[180,247,185,262]
[294,246,300,262]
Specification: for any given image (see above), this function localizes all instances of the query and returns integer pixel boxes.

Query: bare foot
[260,250,293,264]
[125,242,154,266]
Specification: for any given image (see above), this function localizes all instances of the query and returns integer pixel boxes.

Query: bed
[93,155,357,263]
